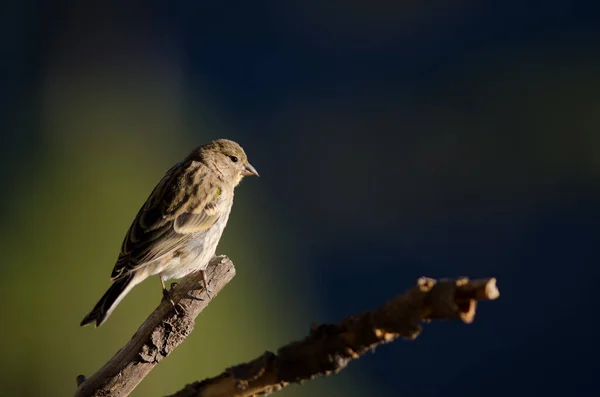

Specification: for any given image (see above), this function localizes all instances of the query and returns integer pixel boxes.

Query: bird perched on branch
[80,139,259,327]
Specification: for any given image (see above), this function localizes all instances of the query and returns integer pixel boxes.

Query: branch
[74,255,236,397]
[166,277,500,397]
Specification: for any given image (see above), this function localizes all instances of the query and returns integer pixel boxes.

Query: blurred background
[1,1,599,396]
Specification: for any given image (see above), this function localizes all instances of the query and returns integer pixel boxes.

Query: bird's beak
[242,162,260,177]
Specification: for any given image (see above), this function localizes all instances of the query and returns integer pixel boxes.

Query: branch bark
[74,255,236,397]
[166,277,500,397]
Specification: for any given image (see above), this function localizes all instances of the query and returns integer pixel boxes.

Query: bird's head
[195,139,259,186]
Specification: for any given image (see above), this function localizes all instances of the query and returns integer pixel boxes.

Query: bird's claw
[200,270,213,299]
[162,285,180,315]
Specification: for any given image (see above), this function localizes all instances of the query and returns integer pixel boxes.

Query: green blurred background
[1,1,599,396]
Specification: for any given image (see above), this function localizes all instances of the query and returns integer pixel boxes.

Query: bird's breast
[157,206,232,280]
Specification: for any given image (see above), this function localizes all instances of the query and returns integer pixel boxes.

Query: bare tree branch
[74,255,236,397]
[166,277,500,397]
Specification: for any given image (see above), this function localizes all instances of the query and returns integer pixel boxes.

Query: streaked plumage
[80,139,258,327]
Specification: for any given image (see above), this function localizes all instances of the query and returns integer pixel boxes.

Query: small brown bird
[80,139,258,327]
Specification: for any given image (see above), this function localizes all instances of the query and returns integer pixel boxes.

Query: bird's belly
[156,219,228,281]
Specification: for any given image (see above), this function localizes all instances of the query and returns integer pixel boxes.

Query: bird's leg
[160,278,168,296]
[200,270,213,299]
[161,278,179,314]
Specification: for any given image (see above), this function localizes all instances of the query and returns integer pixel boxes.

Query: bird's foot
[200,270,213,299]
[162,284,180,315]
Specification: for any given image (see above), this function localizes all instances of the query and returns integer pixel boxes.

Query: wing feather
[111,161,223,279]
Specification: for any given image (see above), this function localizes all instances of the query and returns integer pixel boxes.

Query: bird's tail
[80,272,137,327]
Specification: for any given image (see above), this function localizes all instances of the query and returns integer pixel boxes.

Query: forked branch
[74,257,499,397]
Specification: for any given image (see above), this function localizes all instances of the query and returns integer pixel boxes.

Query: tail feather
[80,273,136,327]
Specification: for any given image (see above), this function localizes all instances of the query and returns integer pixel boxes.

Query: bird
[80,139,259,327]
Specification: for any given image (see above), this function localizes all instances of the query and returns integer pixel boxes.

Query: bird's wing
[110,161,223,279]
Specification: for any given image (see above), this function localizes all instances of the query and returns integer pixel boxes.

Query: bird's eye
[229,155,238,163]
